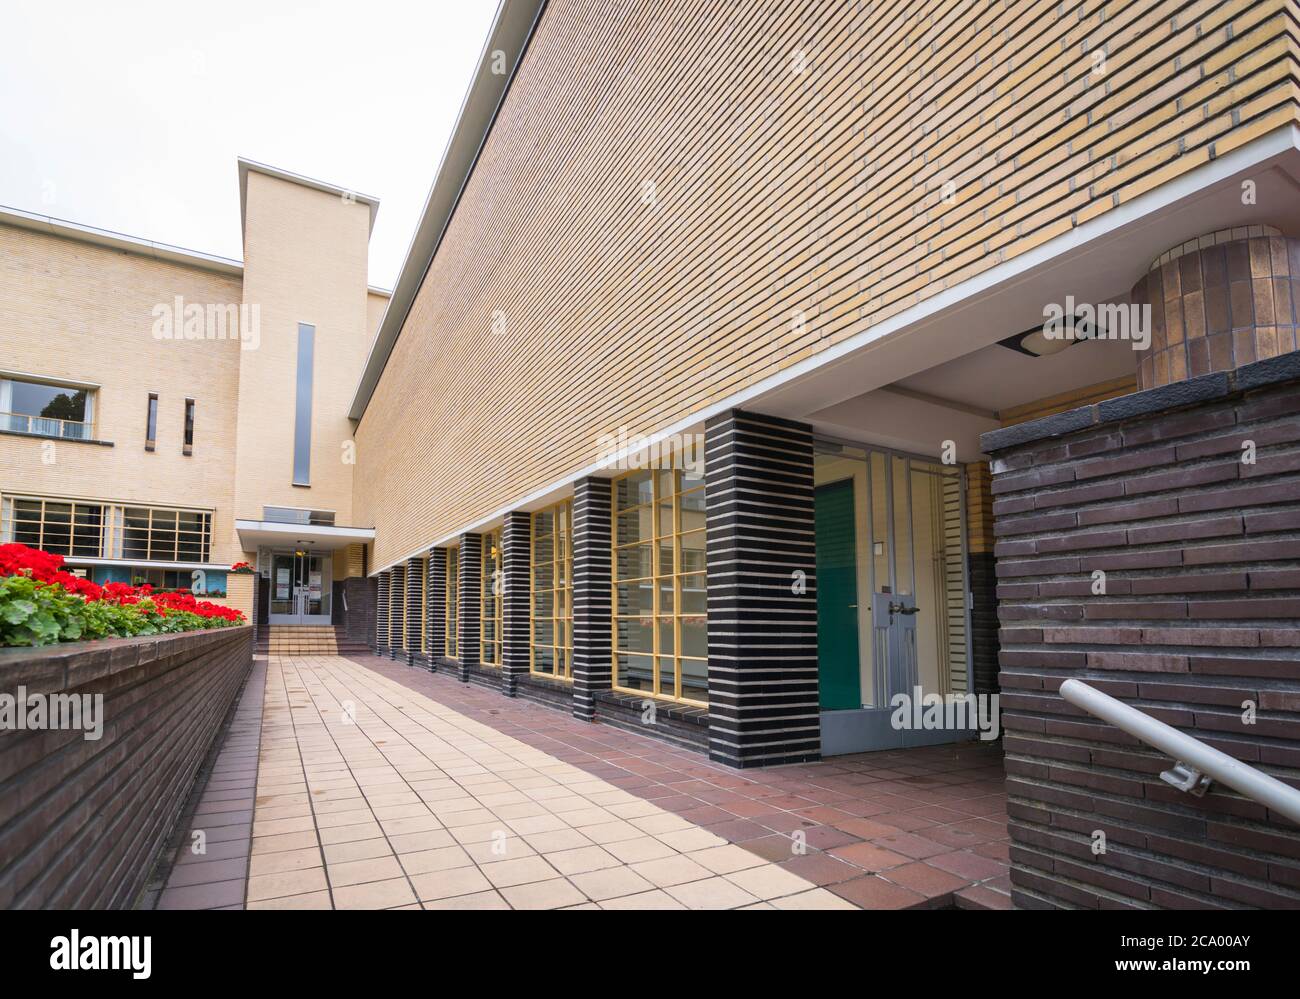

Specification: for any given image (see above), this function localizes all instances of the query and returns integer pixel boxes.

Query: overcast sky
[0,0,499,289]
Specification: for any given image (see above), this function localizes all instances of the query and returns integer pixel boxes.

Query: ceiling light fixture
[998,313,1101,357]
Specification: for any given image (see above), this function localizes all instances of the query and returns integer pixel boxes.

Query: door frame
[813,434,976,754]
[266,549,333,625]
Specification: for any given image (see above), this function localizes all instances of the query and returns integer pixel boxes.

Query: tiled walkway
[158,654,1010,910]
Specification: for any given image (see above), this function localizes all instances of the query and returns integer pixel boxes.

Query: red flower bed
[0,543,244,623]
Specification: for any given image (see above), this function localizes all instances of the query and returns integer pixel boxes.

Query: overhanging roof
[235,519,376,552]
[348,0,547,421]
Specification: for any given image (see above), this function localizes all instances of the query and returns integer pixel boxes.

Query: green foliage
[0,574,240,648]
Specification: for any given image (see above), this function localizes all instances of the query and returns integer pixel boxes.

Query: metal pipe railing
[1059,678,1300,826]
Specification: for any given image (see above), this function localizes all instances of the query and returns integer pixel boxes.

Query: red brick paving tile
[720,798,782,818]
[972,837,1008,863]
[927,850,1010,882]
[883,861,971,898]
[801,825,862,851]
[954,884,1014,910]
[830,875,927,909]
[743,834,800,863]
[833,798,896,818]
[871,831,950,860]
[831,816,906,839]
[795,805,858,825]
[761,794,822,811]
[869,811,940,832]
[828,841,910,872]
[904,804,973,824]
[156,879,245,910]
[703,818,771,842]
[753,811,820,835]
[675,805,737,826]
[779,852,863,886]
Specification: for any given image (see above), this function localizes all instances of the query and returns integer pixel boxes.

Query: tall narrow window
[445,547,459,658]
[531,499,573,681]
[145,394,158,451]
[183,399,195,455]
[293,323,315,485]
[480,528,502,667]
[612,455,708,705]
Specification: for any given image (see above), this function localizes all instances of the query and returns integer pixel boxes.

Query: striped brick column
[375,572,390,655]
[572,476,612,720]
[704,409,820,768]
[405,558,424,668]
[501,512,531,697]
[387,566,405,661]
[456,533,482,682]
[427,548,446,672]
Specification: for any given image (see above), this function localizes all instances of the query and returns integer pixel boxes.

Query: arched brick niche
[1131,226,1300,390]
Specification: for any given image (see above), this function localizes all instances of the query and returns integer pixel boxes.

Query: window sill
[0,428,113,447]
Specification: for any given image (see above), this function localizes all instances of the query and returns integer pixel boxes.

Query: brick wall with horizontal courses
[0,627,253,908]
[982,354,1300,909]
[355,0,1300,571]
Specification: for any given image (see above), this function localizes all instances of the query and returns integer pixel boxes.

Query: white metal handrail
[1059,678,1300,825]
[2,411,91,439]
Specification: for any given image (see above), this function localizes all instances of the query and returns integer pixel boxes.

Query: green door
[815,478,861,709]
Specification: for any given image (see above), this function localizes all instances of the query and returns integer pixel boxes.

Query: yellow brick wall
[0,225,245,561]
[354,0,1300,570]
[232,170,374,561]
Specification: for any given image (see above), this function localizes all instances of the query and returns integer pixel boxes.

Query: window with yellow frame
[420,556,429,654]
[480,528,503,667]
[611,459,707,705]
[445,547,459,658]
[530,499,572,680]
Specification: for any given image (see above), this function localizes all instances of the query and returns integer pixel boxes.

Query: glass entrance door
[267,550,332,625]
[814,442,971,753]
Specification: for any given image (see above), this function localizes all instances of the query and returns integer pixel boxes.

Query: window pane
[616,654,653,692]
[616,543,653,581]
[657,618,675,655]
[615,471,654,510]
[680,530,706,573]
[616,614,653,655]
[615,506,652,546]
[10,381,87,423]
[681,616,707,659]
[293,324,315,484]
[679,573,707,615]
[681,659,708,702]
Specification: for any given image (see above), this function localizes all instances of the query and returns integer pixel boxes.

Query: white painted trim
[369,128,1300,576]
[235,519,375,542]
[0,203,242,276]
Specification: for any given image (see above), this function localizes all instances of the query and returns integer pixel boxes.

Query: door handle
[888,601,919,616]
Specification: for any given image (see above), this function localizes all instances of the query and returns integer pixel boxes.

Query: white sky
[0,0,500,288]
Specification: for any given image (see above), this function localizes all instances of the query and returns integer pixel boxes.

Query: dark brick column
[387,566,404,661]
[572,477,612,720]
[704,409,820,768]
[427,548,446,672]
[375,572,390,655]
[983,353,1300,910]
[501,512,531,697]
[405,558,424,668]
[456,533,482,682]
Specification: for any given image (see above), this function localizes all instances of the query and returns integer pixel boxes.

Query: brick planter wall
[982,353,1300,909]
[0,626,253,909]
